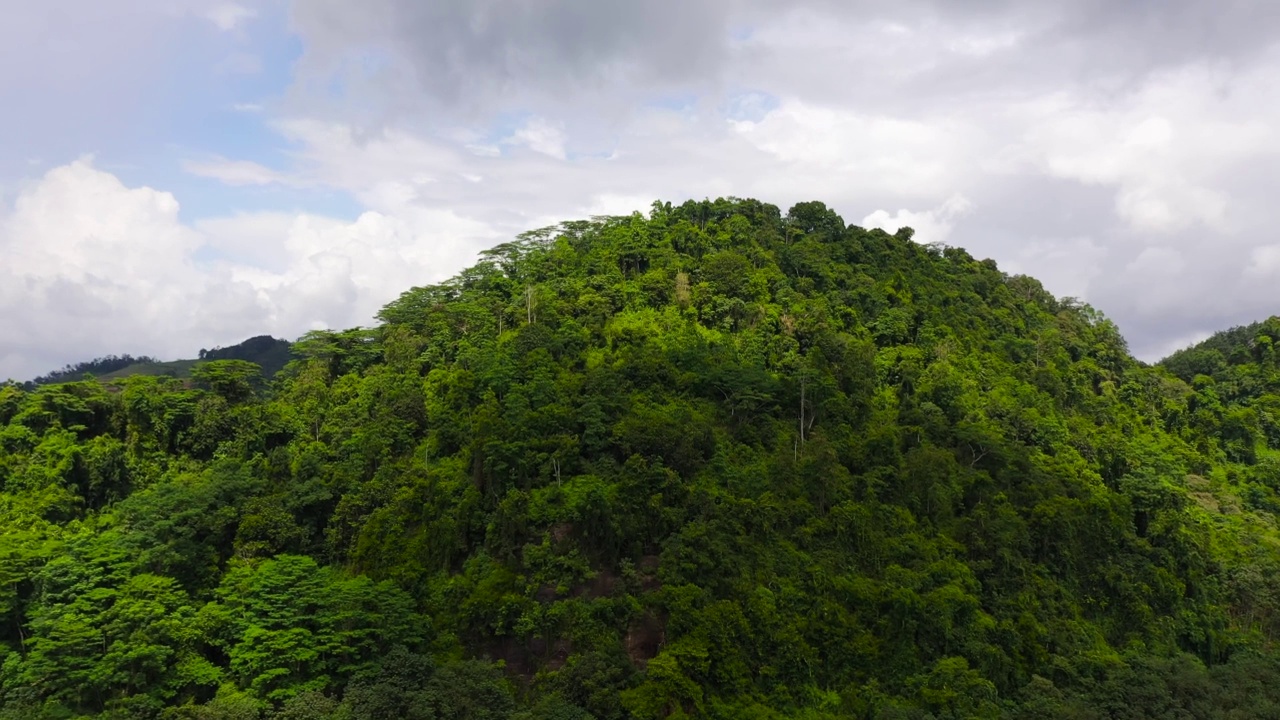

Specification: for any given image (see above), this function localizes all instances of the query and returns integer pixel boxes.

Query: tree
[192,361,264,404]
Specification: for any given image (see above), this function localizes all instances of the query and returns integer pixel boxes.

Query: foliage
[199,337,296,379]
[3,197,1280,718]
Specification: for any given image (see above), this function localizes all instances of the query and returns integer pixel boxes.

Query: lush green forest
[5,197,1280,719]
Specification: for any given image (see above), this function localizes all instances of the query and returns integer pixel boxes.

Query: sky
[4,0,1280,380]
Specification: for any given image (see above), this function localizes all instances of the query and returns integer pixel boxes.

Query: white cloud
[183,157,293,186]
[505,117,568,160]
[1114,181,1226,233]
[270,120,458,203]
[731,100,968,199]
[861,195,974,246]
[1011,62,1279,235]
[204,3,257,32]
[0,159,498,381]
[1,159,204,377]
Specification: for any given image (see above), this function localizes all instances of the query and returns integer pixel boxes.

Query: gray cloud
[288,0,732,129]
[288,0,1280,121]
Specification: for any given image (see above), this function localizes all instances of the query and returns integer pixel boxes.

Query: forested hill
[4,197,1280,719]
[21,335,295,388]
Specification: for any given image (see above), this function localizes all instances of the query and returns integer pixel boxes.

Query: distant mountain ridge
[26,335,295,387]
[27,354,161,386]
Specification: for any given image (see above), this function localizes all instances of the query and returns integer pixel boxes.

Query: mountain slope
[2,198,1280,719]
[22,335,296,388]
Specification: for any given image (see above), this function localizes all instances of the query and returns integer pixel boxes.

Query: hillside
[3,198,1280,719]
[1159,319,1280,518]
[25,336,296,387]
[26,354,162,386]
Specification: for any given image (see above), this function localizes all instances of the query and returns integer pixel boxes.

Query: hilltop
[3,198,1280,719]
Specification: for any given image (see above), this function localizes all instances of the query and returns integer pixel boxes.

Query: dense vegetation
[4,197,1280,719]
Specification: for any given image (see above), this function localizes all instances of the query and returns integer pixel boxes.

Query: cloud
[282,0,1280,128]
[0,159,498,381]
[183,157,295,186]
[1247,245,1280,278]
[1,159,204,378]
[861,195,975,246]
[1001,237,1108,301]
[288,0,732,119]
[204,3,258,32]
[1007,62,1277,235]
[14,0,1280,372]
[505,117,568,160]
[731,101,970,199]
